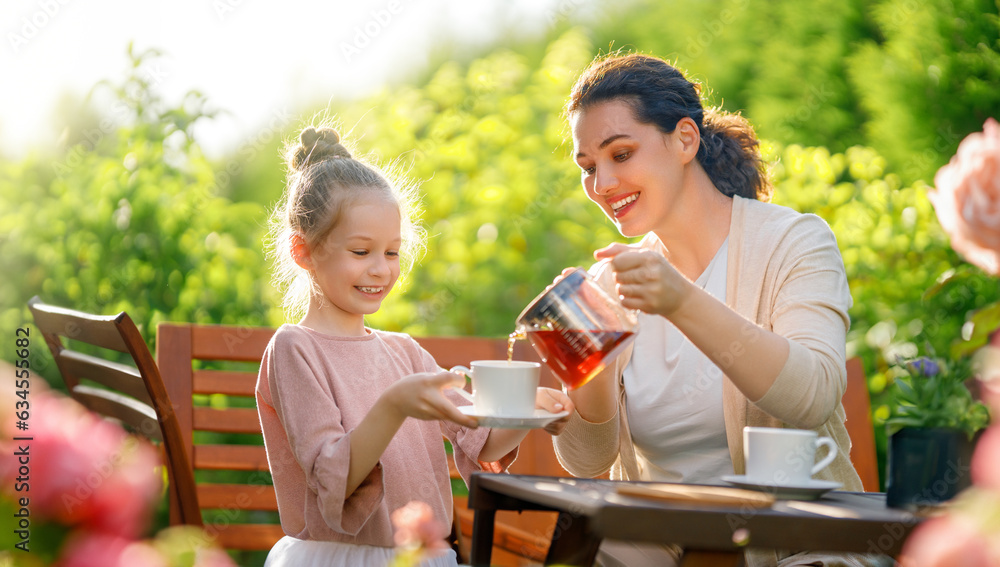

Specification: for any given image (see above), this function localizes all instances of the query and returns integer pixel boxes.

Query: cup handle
[448,365,474,404]
[811,437,838,475]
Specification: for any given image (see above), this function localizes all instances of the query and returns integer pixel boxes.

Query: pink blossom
[928,118,1000,275]
[0,391,161,537]
[56,532,168,567]
[192,548,239,567]
[971,425,1000,490]
[899,514,999,567]
[390,500,449,552]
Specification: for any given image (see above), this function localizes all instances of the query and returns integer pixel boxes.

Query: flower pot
[885,428,976,510]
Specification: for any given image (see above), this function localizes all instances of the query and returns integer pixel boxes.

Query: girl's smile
[302,197,402,335]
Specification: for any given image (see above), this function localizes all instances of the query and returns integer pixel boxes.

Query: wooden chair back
[155,323,281,552]
[844,356,879,492]
[27,297,202,525]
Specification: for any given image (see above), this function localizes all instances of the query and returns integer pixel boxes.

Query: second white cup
[743,426,838,486]
[450,360,539,417]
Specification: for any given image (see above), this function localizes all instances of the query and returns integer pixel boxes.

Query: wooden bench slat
[194,445,269,471]
[190,325,275,362]
[207,523,285,551]
[31,305,130,353]
[193,407,262,434]
[197,483,278,511]
[193,369,258,397]
[60,350,154,405]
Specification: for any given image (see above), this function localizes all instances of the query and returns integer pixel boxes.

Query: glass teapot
[513,267,638,390]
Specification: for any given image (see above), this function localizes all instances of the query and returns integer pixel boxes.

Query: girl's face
[571,99,689,238]
[309,197,402,326]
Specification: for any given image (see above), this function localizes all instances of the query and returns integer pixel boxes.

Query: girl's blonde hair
[268,123,424,320]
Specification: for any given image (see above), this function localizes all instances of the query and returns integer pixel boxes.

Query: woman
[551,52,888,567]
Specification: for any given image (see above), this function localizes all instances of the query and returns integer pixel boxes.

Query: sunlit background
[0,0,593,158]
[1,5,999,561]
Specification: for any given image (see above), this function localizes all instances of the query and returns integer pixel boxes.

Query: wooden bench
[155,323,568,564]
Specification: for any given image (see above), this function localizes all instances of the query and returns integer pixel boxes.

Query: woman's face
[571,99,688,238]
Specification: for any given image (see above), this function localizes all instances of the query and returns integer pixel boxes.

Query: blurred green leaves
[0,2,997,493]
[0,47,279,373]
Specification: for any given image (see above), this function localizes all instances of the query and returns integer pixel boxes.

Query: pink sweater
[256,324,513,547]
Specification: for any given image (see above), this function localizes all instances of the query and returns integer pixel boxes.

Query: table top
[468,473,925,557]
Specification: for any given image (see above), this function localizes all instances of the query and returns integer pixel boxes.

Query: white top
[623,238,734,483]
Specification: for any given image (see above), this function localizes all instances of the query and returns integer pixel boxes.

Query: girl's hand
[382,371,478,428]
[594,243,693,318]
[535,387,574,436]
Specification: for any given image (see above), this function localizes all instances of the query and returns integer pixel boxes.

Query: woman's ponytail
[698,107,771,201]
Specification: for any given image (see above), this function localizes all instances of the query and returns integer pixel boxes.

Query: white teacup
[449,360,539,417]
[743,426,838,486]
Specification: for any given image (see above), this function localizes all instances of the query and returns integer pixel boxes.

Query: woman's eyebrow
[576,134,632,158]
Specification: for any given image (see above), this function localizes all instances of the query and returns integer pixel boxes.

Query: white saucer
[458,406,569,429]
[721,475,842,501]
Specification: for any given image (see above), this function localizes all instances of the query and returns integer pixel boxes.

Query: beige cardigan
[553,196,881,566]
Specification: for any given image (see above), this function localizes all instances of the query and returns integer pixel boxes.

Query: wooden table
[467,473,924,566]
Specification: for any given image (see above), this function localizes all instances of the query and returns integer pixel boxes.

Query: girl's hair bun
[290,126,352,170]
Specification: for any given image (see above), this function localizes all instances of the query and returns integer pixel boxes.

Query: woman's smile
[608,192,640,218]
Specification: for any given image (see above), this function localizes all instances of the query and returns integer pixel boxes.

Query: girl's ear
[675,116,701,165]
[290,233,312,270]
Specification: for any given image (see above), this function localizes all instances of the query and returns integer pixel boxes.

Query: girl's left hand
[594,243,693,318]
[535,387,574,435]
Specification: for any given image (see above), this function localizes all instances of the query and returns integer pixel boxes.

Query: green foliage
[586,0,1000,184]
[846,0,1000,182]
[0,47,280,379]
[332,31,626,336]
[768,142,1000,483]
[1,1,996,509]
[884,354,990,437]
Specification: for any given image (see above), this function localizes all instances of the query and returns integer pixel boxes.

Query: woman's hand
[535,387,574,435]
[594,243,693,318]
[382,371,478,428]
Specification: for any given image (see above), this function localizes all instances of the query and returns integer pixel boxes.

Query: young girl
[256,124,573,567]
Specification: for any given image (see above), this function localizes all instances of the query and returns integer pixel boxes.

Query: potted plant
[884,353,991,510]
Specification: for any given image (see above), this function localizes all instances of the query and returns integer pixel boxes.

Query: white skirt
[264,536,460,567]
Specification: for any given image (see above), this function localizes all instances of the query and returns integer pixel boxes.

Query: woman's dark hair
[566,53,772,202]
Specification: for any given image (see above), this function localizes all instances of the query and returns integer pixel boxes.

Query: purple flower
[909,357,941,377]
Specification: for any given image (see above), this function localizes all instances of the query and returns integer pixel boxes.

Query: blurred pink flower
[899,513,1000,567]
[192,548,239,567]
[56,532,168,567]
[928,117,1000,275]
[391,500,449,552]
[0,390,161,537]
[971,425,1000,490]
[149,526,240,567]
